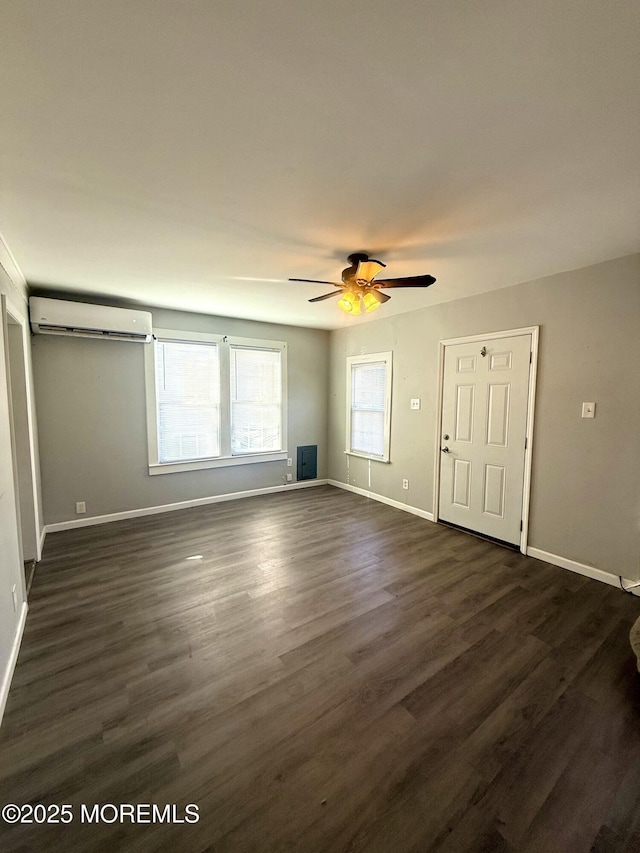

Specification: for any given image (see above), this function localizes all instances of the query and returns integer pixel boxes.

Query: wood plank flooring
[1,485,640,852]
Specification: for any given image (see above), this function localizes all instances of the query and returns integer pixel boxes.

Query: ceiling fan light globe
[337,291,361,315]
[362,292,382,312]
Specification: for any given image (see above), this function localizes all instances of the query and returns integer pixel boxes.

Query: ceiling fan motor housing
[346,252,371,266]
[343,253,366,283]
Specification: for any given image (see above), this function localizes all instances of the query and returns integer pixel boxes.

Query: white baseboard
[0,601,28,726]
[328,479,435,522]
[44,479,329,533]
[526,547,635,589]
[326,486,634,591]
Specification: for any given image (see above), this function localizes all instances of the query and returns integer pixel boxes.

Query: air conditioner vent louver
[29,298,153,343]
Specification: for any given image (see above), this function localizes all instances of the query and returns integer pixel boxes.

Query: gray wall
[329,254,640,581]
[33,305,329,524]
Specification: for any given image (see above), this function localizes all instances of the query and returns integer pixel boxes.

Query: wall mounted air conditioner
[29,297,153,343]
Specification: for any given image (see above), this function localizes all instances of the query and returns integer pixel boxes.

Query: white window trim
[145,328,288,475]
[345,351,392,463]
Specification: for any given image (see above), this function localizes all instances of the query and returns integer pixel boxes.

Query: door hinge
[530,351,533,364]
[520,520,523,531]
[524,436,528,450]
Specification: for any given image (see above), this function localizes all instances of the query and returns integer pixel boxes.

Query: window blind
[350,361,387,456]
[155,340,220,462]
[230,346,282,454]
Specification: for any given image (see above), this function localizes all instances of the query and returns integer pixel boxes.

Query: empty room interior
[1,2,640,851]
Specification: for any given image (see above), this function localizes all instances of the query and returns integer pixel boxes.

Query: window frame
[145,328,287,475]
[345,351,393,463]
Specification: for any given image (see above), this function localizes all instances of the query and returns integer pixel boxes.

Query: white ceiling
[1,0,639,330]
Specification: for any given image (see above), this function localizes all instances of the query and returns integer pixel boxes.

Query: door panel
[489,351,512,371]
[439,334,531,545]
[456,355,477,373]
[455,385,475,442]
[486,383,510,447]
[483,463,505,517]
[452,458,472,508]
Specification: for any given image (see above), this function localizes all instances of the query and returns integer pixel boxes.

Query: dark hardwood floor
[1,485,640,852]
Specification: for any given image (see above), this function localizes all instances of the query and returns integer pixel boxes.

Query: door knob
[441,446,450,453]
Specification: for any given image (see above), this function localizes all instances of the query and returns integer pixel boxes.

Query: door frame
[4,297,43,562]
[433,325,540,554]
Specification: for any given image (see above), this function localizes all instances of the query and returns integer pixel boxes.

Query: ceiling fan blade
[308,290,342,303]
[367,288,391,303]
[289,278,343,286]
[355,259,386,282]
[376,275,436,289]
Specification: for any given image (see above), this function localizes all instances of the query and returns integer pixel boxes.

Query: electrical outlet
[287,458,292,467]
[75,501,86,514]
[410,399,421,410]
[402,479,409,490]
[11,584,18,612]
[286,473,292,482]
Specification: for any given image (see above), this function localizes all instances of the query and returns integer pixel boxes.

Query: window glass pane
[351,410,385,456]
[231,347,282,453]
[155,340,220,462]
[350,361,386,456]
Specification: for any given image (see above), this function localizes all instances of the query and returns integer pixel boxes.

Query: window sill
[344,450,390,464]
[149,451,288,476]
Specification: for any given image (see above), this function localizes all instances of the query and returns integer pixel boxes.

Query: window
[155,340,220,462]
[346,352,392,462]
[145,329,287,474]
[230,346,282,454]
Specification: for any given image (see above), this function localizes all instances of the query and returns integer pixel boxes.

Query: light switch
[410,398,421,410]
[581,402,596,419]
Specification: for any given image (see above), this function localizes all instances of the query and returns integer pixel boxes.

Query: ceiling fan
[289,252,436,315]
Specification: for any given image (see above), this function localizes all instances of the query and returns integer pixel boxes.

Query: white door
[438,333,532,546]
